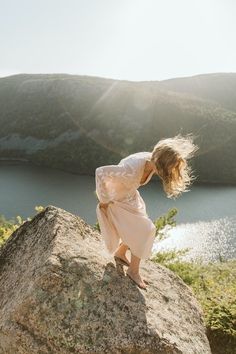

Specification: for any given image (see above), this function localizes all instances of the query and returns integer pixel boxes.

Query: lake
[0,160,235,263]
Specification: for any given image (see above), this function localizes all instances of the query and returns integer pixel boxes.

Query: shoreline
[0,157,30,162]
[0,157,236,186]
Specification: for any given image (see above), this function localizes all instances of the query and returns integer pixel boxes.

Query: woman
[95,133,199,290]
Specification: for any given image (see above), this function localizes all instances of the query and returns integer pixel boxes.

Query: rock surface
[0,205,212,354]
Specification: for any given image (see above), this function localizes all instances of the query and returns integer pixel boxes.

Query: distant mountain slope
[0,73,235,183]
[160,73,236,112]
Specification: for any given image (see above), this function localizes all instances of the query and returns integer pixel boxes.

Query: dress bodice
[135,152,154,186]
[139,168,155,186]
[119,151,154,186]
[95,151,153,203]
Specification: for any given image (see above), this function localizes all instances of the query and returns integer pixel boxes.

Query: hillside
[161,72,236,112]
[0,73,235,183]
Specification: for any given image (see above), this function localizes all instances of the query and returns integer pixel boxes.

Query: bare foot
[114,252,130,266]
[126,268,147,289]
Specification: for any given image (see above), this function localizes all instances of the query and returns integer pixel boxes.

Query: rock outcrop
[0,205,212,354]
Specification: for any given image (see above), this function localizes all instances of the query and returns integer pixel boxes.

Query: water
[0,161,235,262]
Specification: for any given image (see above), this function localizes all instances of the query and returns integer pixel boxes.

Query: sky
[0,0,236,81]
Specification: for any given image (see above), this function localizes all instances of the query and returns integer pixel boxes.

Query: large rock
[0,205,211,354]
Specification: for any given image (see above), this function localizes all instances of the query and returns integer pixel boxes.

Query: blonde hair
[150,133,199,199]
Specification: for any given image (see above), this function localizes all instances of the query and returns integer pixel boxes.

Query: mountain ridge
[0,73,235,183]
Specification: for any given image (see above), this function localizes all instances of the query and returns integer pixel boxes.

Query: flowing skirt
[96,190,156,260]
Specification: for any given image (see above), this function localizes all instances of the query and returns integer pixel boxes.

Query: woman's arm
[95,160,140,204]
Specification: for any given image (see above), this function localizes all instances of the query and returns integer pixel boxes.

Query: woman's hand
[99,201,114,211]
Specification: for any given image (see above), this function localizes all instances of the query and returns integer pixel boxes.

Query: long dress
[95,151,156,260]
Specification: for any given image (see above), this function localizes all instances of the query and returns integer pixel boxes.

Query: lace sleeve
[95,159,141,203]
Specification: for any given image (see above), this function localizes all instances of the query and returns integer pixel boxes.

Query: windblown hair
[150,133,199,199]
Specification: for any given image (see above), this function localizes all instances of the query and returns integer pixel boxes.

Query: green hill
[0,73,235,183]
[161,72,236,112]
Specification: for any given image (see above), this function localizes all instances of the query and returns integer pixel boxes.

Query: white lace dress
[95,151,156,260]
